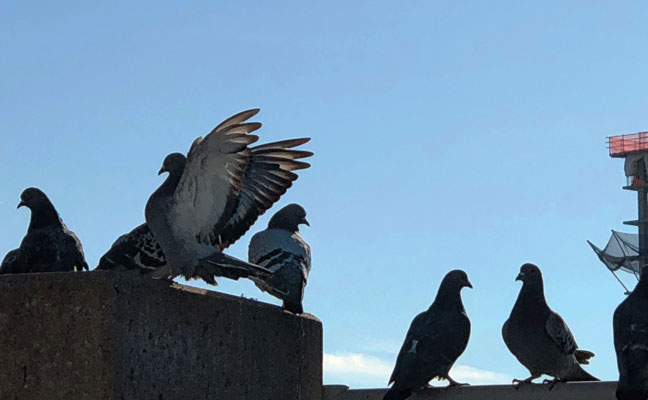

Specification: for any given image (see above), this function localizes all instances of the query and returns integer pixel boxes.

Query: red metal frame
[609,132,648,157]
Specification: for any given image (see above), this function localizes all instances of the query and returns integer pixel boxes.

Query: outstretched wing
[215,138,313,250]
[172,109,261,245]
[546,311,578,355]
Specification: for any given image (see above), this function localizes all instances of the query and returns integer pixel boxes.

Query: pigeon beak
[515,272,524,281]
[158,166,165,175]
[302,217,310,227]
[465,279,473,289]
[17,200,25,209]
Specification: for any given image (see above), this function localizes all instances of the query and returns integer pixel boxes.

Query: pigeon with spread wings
[144,109,312,284]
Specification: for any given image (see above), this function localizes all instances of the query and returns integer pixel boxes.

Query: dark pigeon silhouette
[384,269,473,400]
[144,109,312,284]
[502,263,597,388]
[96,223,165,271]
[248,204,311,313]
[0,188,88,274]
[614,266,648,400]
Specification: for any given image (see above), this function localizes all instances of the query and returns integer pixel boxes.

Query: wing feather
[215,138,312,250]
[213,108,260,132]
[251,138,310,151]
[546,311,578,355]
[172,110,261,244]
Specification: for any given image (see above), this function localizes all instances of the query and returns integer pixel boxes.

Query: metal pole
[640,187,648,271]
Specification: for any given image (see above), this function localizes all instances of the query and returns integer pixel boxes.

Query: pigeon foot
[447,376,469,387]
[542,378,560,390]
[512,376,538,390]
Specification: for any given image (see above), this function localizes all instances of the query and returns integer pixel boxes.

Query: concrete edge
[323,381,618,399]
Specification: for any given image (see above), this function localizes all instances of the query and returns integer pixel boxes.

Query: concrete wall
[0,271,322,400]
[0,270,620,400]
[323,382,617,400]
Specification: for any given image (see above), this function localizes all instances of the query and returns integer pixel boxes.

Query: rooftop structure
[0,271,619,399]
[0,271,322,399]
[590,132,648,292]
[609,131,648,158]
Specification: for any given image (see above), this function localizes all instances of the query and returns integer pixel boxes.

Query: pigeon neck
[431,287,465,311]
[158,171,183,196]
[515,280,548,310]
[28,201,62,230]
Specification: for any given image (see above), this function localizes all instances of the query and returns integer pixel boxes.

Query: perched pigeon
[384,270,473,400]
[248,204,311,313]
[502,263,598,387]
[614,267,648,400]
[0,188,88,274]
[96,223,165,271]
[98,127,312,275]
[144,109,312,284]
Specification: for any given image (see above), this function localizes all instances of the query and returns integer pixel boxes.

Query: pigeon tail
[574,349,595,365]
[196,253,271,284]
[283,301,304,314]
[562,364,599,382]
[383,388,412,400]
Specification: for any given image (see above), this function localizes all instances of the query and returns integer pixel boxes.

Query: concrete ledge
[323,382,617,400]
[0,271,322,400]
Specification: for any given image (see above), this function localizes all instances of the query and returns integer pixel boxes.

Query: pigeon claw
[447,376,469,387]
[512,376,536,390]
[542,378,560,390]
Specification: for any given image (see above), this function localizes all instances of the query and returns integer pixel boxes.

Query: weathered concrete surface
[0,271,322,400]
[323,382,617,400]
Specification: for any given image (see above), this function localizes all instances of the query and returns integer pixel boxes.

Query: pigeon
[502,263,598,388]
[144,109,312,284]
[98,125,312,275]
[614,267,648,400]
[384,269,473,400]
[248,203,311,313]
[96,223,165,271]
[0,188,88,274]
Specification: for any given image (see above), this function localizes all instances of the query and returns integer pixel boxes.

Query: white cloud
[324,352,393,378]
[323,352,513,388]
[449,365,513,385]
[323,352,393,388]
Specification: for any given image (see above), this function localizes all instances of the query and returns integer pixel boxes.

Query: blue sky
[2,0,648,388]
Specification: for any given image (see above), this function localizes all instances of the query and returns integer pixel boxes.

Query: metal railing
[608,132,648,157]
